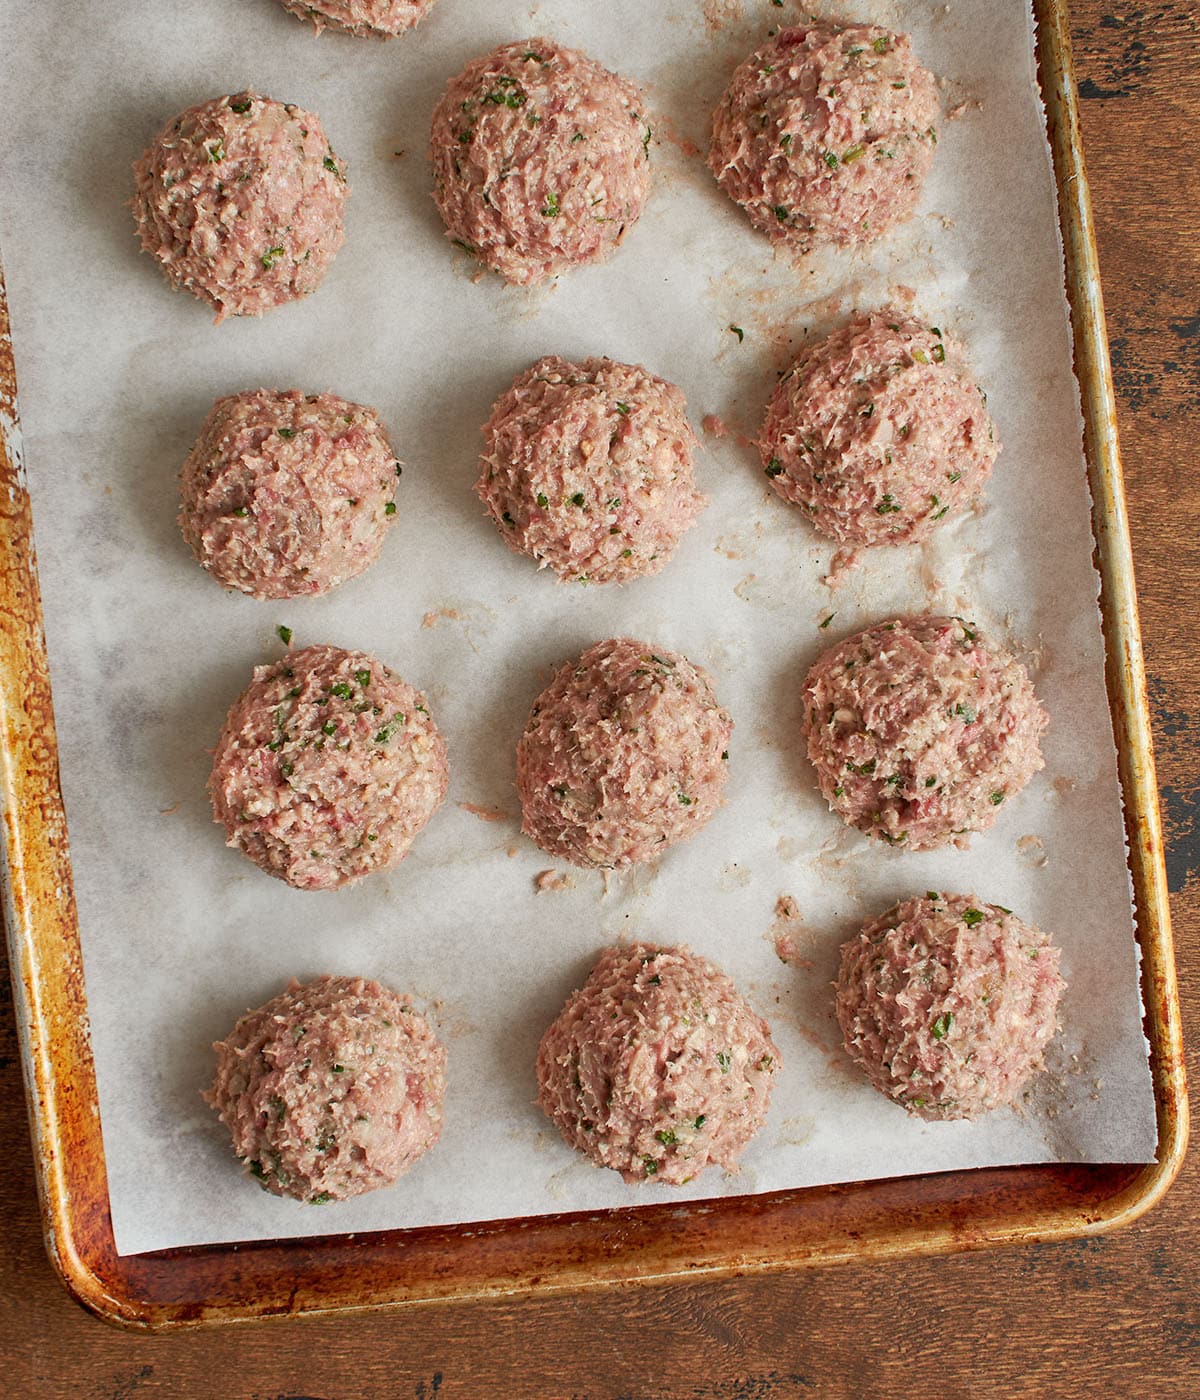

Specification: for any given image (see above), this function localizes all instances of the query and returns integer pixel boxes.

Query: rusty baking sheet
[0,0,1187,1329]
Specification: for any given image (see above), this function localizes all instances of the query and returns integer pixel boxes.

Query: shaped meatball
[517,638,732,868]
[836,894,1065,1120]
[537,943,779,1183]
[132,91,348,319]
[209,644,447,889]
[205,975,446,1201]
[477,356,703,584]
[709,22,937,252]
[802,616,1046,849]
[430,39,651,284]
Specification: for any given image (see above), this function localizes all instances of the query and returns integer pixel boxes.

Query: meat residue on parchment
[1017,833,1049,868]
[703,0,744,31]
[768,895,816,971]
[702,413,729,439]
[655,113,703,161]
[422,606,464,629]
[534,869,574,893]
[458,802,507,823]
[822,548,861,588]
[418,598,496,651]
[701,410,756,452]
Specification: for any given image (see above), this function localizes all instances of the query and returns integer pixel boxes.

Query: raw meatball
[836,894,1065,1120]
[209,644,447,890]
[802,616,1047,850]
[477,356,704,584]
[205,975,446,1201]
[179,389,399,599]
[537,943,780,1183]
[277,0,438,37]
[760,311,998,546]
[517,638,732,868]
[132,91,348,320]
[429,39,651,285]
[709,22,938,252]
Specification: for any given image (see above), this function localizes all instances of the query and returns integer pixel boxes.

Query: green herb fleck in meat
[374,713,406,743]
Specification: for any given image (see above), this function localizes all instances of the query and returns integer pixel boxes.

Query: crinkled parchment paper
[0,0,1156,1254]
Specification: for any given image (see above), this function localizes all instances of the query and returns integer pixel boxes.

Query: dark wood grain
[3,2,1198,1394]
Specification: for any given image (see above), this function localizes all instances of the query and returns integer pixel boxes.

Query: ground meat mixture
[205,975,446,1201]
[429,39,651,284]
[277,0,439,37]
[537,943,780,1183]
[132,91,348,320]
[836,894,1065,1120]
[760,310,999,546]
[516,638,732,868]
[477,356,704,584]
[802,616,1047,850]
[709,22,937,252]
[209,644,447,890]
[179,389,399,599]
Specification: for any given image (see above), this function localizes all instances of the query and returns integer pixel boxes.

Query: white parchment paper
[0,0,1156,1256]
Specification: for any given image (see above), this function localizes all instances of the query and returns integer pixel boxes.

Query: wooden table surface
[4,3,1198,1395]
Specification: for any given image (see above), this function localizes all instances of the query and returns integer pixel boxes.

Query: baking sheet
[0,0,1156,1256]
